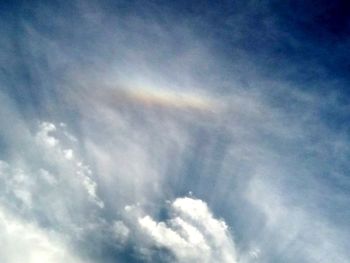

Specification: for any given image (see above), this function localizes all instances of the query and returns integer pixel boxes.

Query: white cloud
[138,197,237,263]
[39,168,58,185]
[35,121,104,208]
[112,220,130,244]
[36,122,59,148]
[0,122,105,243]
[0,205,84,263]
[63,149,74,160]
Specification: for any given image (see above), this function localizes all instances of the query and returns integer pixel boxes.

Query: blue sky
[0,1,350,262]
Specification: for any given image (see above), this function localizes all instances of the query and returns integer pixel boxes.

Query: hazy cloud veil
[0,1,349,262]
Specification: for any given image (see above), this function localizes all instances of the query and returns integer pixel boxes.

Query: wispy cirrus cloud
[0,1,350,263]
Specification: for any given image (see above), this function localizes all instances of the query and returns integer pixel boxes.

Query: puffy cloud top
[139,197,237,263]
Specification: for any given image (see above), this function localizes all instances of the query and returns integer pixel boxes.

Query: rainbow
[126,88,214,110]
[100,86,217,112]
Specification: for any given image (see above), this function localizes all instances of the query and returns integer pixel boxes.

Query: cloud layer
[0,1,350,262]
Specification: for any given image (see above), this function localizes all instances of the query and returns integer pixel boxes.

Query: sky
[0,1,350,262]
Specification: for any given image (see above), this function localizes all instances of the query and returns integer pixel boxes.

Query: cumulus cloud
[138,197,237,263]
[0,121,105,260]
[0,204,85,263]
[35,121,104,208]
[112,220,130,244]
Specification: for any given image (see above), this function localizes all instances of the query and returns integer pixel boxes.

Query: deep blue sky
[2,0,350,117]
